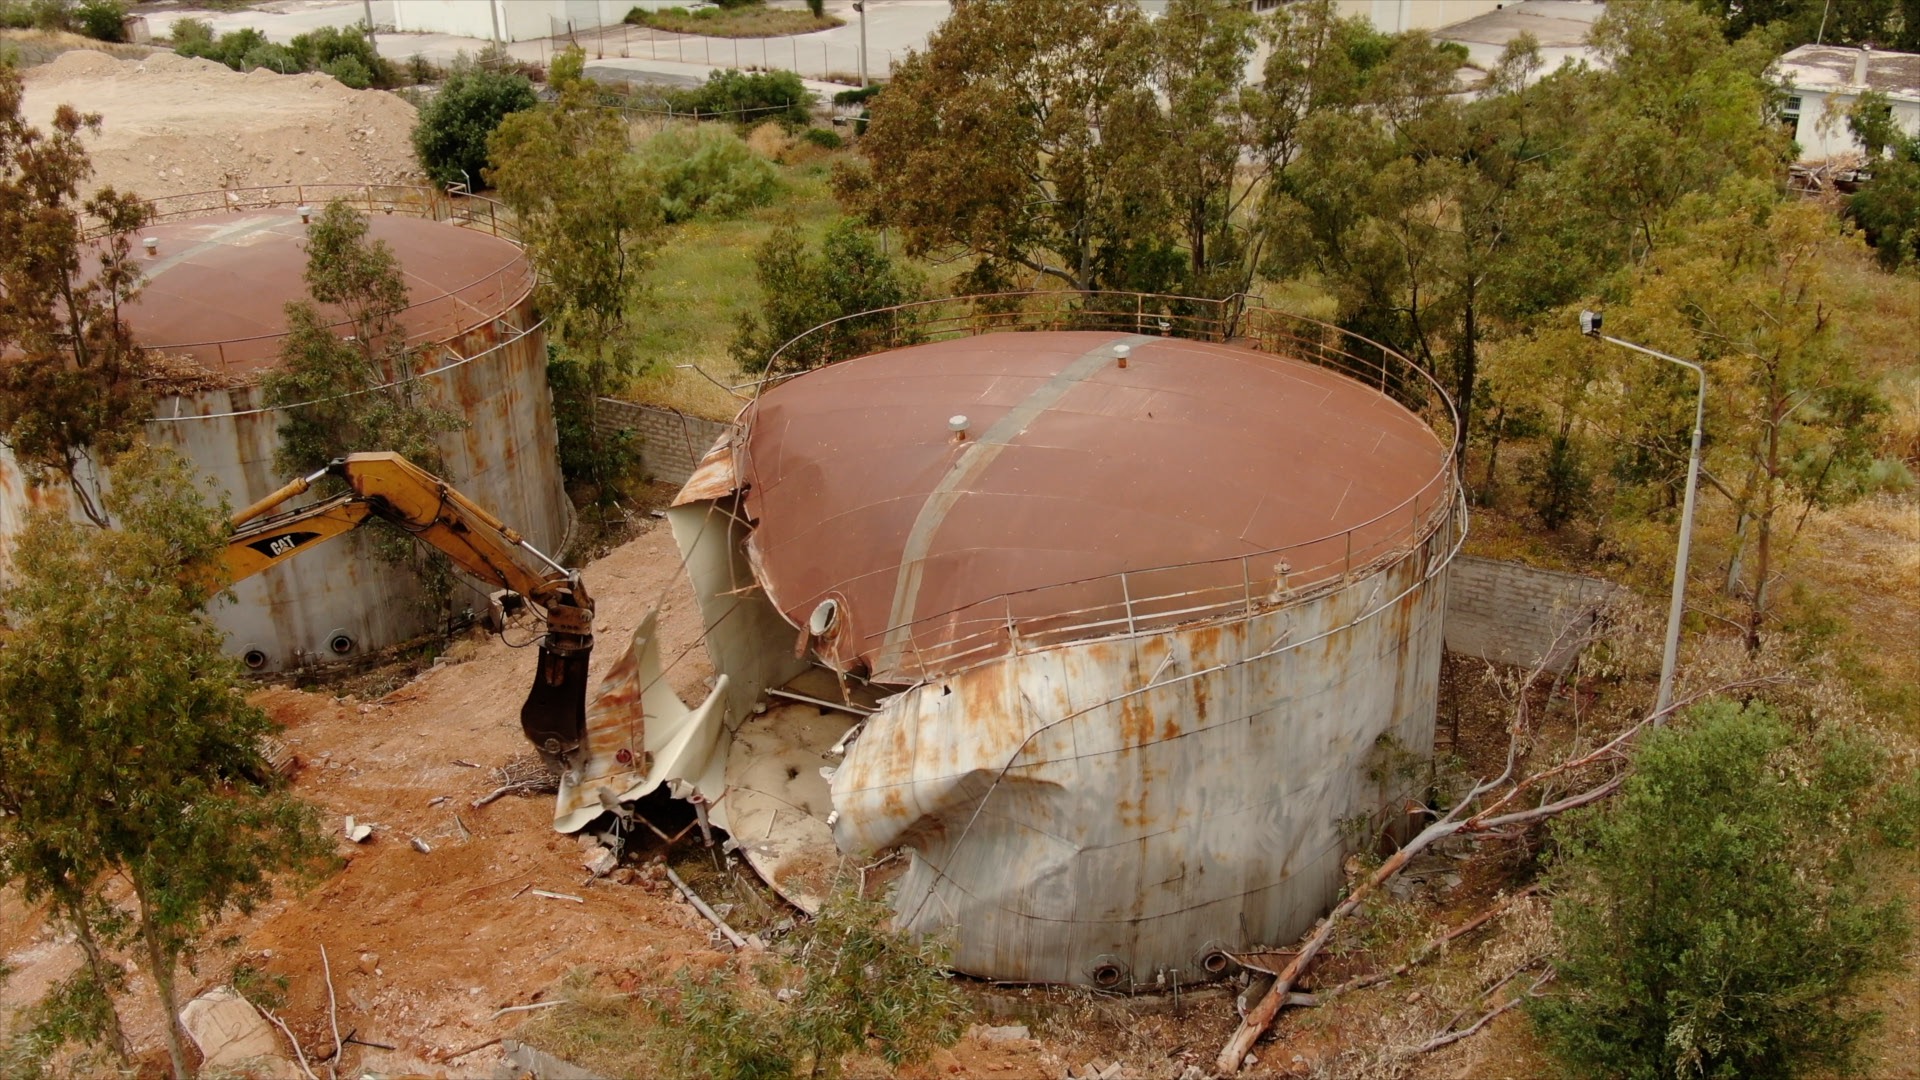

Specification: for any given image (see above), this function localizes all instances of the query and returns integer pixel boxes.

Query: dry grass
[512,967,668,1079]
[625,4,844,39]
[0,29,150,68]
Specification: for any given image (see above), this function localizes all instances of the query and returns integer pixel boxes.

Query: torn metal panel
[830,519,1459,986]
[724,699,851,913]
[552,610,732,833]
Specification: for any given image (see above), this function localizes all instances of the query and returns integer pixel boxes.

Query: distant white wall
[1340,0,1505,33]
[391,0,669,44]
[1789,87,1920,160]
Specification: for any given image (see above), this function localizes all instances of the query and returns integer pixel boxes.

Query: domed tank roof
[111,210,532,376]
[735,330,1453,682]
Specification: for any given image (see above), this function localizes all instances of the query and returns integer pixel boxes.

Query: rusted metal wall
[830,500,1463,987]
[145,305,569,671]
[0,306,570,672]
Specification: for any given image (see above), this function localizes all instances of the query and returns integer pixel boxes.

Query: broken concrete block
[583,845,618,877]
[179,986,292,1077]
[975,1024,1031,1043]
[343,816,372,843]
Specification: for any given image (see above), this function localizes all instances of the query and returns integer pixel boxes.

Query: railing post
[1121,571,1137,637]
[1242,556,1253,618]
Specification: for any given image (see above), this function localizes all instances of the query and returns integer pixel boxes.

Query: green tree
[0,446,334,1079]
[412,60,537,187]
[1533,699,1913,1080]
[262,200,465,604]
[1845,90,1920,270]
[1609,183,1899,649]
[730,217,920,374]
[0,62,153,527]
[263,199,464,477]
[487,46,662,498]
[835,0,1165,293]
[1691,0,1920,49]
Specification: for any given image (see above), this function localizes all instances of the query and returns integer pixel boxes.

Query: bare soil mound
[20,49,422,200]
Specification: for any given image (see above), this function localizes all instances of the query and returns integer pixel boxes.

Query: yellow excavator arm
[222,452,594,763]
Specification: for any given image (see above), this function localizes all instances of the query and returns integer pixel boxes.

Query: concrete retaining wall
[595,398,733,486]
[1444,555,1621,672]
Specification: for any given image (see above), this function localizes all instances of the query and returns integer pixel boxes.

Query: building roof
[1778,44,1920,102]
[734,330,1453,683]
[111,211,533,377]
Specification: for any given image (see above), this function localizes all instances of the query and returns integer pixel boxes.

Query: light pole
[853,0,869,86]
[1580,310,1706,715]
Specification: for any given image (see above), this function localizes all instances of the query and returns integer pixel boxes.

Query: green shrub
[1531,700,1916,1080]
[830,84,880,107]
[412,65,537,186]
[320,53,370,89]
[801,127,842,150]
[26,0,69,32]
[641,124,779,223]
[668,67,813,128]
[72,0,122,41]
[0,3,34,30]
[240,41,297,73]
[290,23,390,86]
[167,15,212,50]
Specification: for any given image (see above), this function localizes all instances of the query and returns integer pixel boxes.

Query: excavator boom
[220,453,593,763]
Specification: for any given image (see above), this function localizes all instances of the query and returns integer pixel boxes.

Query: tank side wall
[832,507,1460,986]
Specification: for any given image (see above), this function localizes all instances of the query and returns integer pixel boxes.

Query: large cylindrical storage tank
[686,304,1463,987]
[0,190,570,671]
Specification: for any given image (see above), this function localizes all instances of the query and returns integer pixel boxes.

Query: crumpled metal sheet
[829,519,1459,987]
[552,609,732,833]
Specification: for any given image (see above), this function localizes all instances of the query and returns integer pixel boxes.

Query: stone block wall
[594,398,734,486]
[1444,555,1623,672]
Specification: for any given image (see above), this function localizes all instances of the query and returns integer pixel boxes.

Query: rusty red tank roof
[736,331,1454,682]
[110,211,532,376]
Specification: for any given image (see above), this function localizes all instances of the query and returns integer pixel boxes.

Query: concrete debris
[178,986,294,1077]
[975,1024,1032,1043]
[411,837,432,854]
[1179,1066,1208,1080]
[343,816,372,843]
[500,1038,605,1080]
[583,845,618,878]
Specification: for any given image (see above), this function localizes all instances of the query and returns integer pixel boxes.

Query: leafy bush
[72,0,122,42]
[0,3,35,30]
[830,84,880,107]
[668,68,814,128]
[1532,700,1916,1080]
[801,127,842,150]
[546,345,639,496]
[731,217,920,374]
[240,41,296,73]
[648,886,967,1078]
[26,0,69,32]
[167,15,212,50]
[641,124,779,223]
[412,64,537,186]
[175,25,264,68]
[289,23,392,87]
[321,53,371,89]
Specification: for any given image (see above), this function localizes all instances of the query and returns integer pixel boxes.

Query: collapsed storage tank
[663,295,1465,988]
[0,186,570,671]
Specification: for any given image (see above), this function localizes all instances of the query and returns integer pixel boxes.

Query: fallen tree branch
[440,1036,503,1062]
[1413,968,1554,1055]
[1315,885,1541,1004]
[1214,676,1786,1075]
[250,999,319,1080]
[320,945,342,1080]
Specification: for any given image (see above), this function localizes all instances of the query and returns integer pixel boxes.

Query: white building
[390,0,685,44]
[1777,44,1920,161]
[1223,0,1507,33]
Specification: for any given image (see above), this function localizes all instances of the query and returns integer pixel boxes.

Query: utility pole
[854,0,868,86]
[1580,310,1707,715]
[363,0,378,57]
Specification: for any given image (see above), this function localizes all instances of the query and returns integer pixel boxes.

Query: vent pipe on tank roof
[142,237,157,257]
[949,414,970,442]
